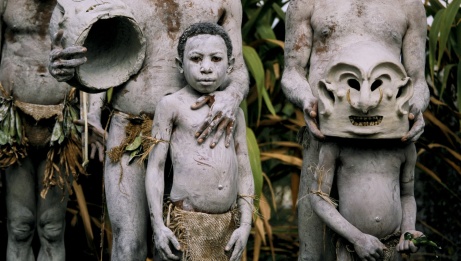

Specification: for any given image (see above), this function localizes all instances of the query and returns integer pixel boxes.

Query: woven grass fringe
[166,204,239,261]
[108,114,159,163]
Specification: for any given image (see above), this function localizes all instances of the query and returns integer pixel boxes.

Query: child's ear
[227,56,235,74]
[175,57,184,73]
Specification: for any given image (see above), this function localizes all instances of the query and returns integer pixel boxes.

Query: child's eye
[211,56,222,62]
[190,56,202,62]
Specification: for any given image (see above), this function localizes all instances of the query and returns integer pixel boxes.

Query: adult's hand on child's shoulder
[192,90,238,148]
[154,226,181,260]
[225,223,251,261]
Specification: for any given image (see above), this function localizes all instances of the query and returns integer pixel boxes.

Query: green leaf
[50,121,63,144]
[0,130,7,145]
[246,127,263,210]
[125,135,142,151]
[429,9,444,81]
[243,45,265,124]
[437,0,461,69]
[261,85,276,115]
[128,148,141,164]
[272,3,286,23]
[440,63,455,98]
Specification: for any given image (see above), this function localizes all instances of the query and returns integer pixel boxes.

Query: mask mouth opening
[76,16,146,90]
[349,116,383,126]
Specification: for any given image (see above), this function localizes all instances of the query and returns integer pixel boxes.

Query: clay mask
[52,0,146,92]
[317,42,413,138]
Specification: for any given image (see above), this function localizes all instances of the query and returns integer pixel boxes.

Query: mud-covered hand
[154,225,181,260]
[397,230,425,253]
[303,95,324,140]
[192,90,238,148]
[353,233,387,261]
[74,115,106,162]
[402,105,424,142]
[225,223,251,261]
[49,30,87,82]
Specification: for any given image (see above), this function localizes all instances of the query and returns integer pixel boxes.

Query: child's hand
[154,225,181,260]
[225,223,251,261]
[353,233,387,260]
[397,230,426,253]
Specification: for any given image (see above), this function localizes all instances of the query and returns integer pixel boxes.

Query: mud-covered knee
[38,209,65,243]
[7,211,35,242]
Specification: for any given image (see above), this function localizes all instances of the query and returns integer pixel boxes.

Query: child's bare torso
[163,87,239,213]
[333,141,411,238]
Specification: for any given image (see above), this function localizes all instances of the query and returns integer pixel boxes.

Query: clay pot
[52,0,146,92]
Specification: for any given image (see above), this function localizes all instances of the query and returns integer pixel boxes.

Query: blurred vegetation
[1,0,461,260]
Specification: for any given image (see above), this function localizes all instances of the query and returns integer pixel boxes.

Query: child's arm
[225,110,254,261]
[308,142,386,260]
[397,143,423,253]
[145,97,181,260]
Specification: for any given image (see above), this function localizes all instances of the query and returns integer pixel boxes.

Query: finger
[224,119,235,148]
[191,95,211,110]
[408,112,415,121]
[53,57,87,68]
[310,102,318,118]
[90,143,97,159]
[210,118,229,148]
[52,29,64,49]
[229,245,243,261]
[225,234,237,251]
[168,234,181,251]
[162,247,179,261]
[50,46,87,61]
[197,125,213,143]
[305,117,324,140]
[98,144,105,162]
[402,119,424,142]
[195,113,212,138]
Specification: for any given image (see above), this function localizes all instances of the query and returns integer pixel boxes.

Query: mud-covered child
[309,138,424,261]
[145,22,254,261]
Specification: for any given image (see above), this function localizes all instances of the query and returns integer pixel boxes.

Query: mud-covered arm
[145,97,181,260]
[48,4,89,91]
[224,109,253,261]
[193,0,249,147]
[309,143,386,259]
[401,0,430,142]
[281,0,323,139]
[397,143,423,252]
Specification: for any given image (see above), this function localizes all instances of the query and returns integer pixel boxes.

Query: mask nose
[348,79,383,114]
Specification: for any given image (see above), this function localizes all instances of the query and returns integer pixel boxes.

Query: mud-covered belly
[169,143,239,213]
[337,174,402,238]
[0,57,71,105]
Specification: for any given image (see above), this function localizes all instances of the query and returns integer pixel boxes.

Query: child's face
[181,34,230,93]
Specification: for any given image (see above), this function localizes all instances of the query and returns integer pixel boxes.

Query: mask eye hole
[347,79,360,91]
[371,79,382,92]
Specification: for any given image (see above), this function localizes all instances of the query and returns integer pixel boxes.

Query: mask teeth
[349,116,383,126]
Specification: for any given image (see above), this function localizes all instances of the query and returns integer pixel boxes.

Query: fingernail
[198,138,203,143]
[211,143,216,148]
[195,132,200,137]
